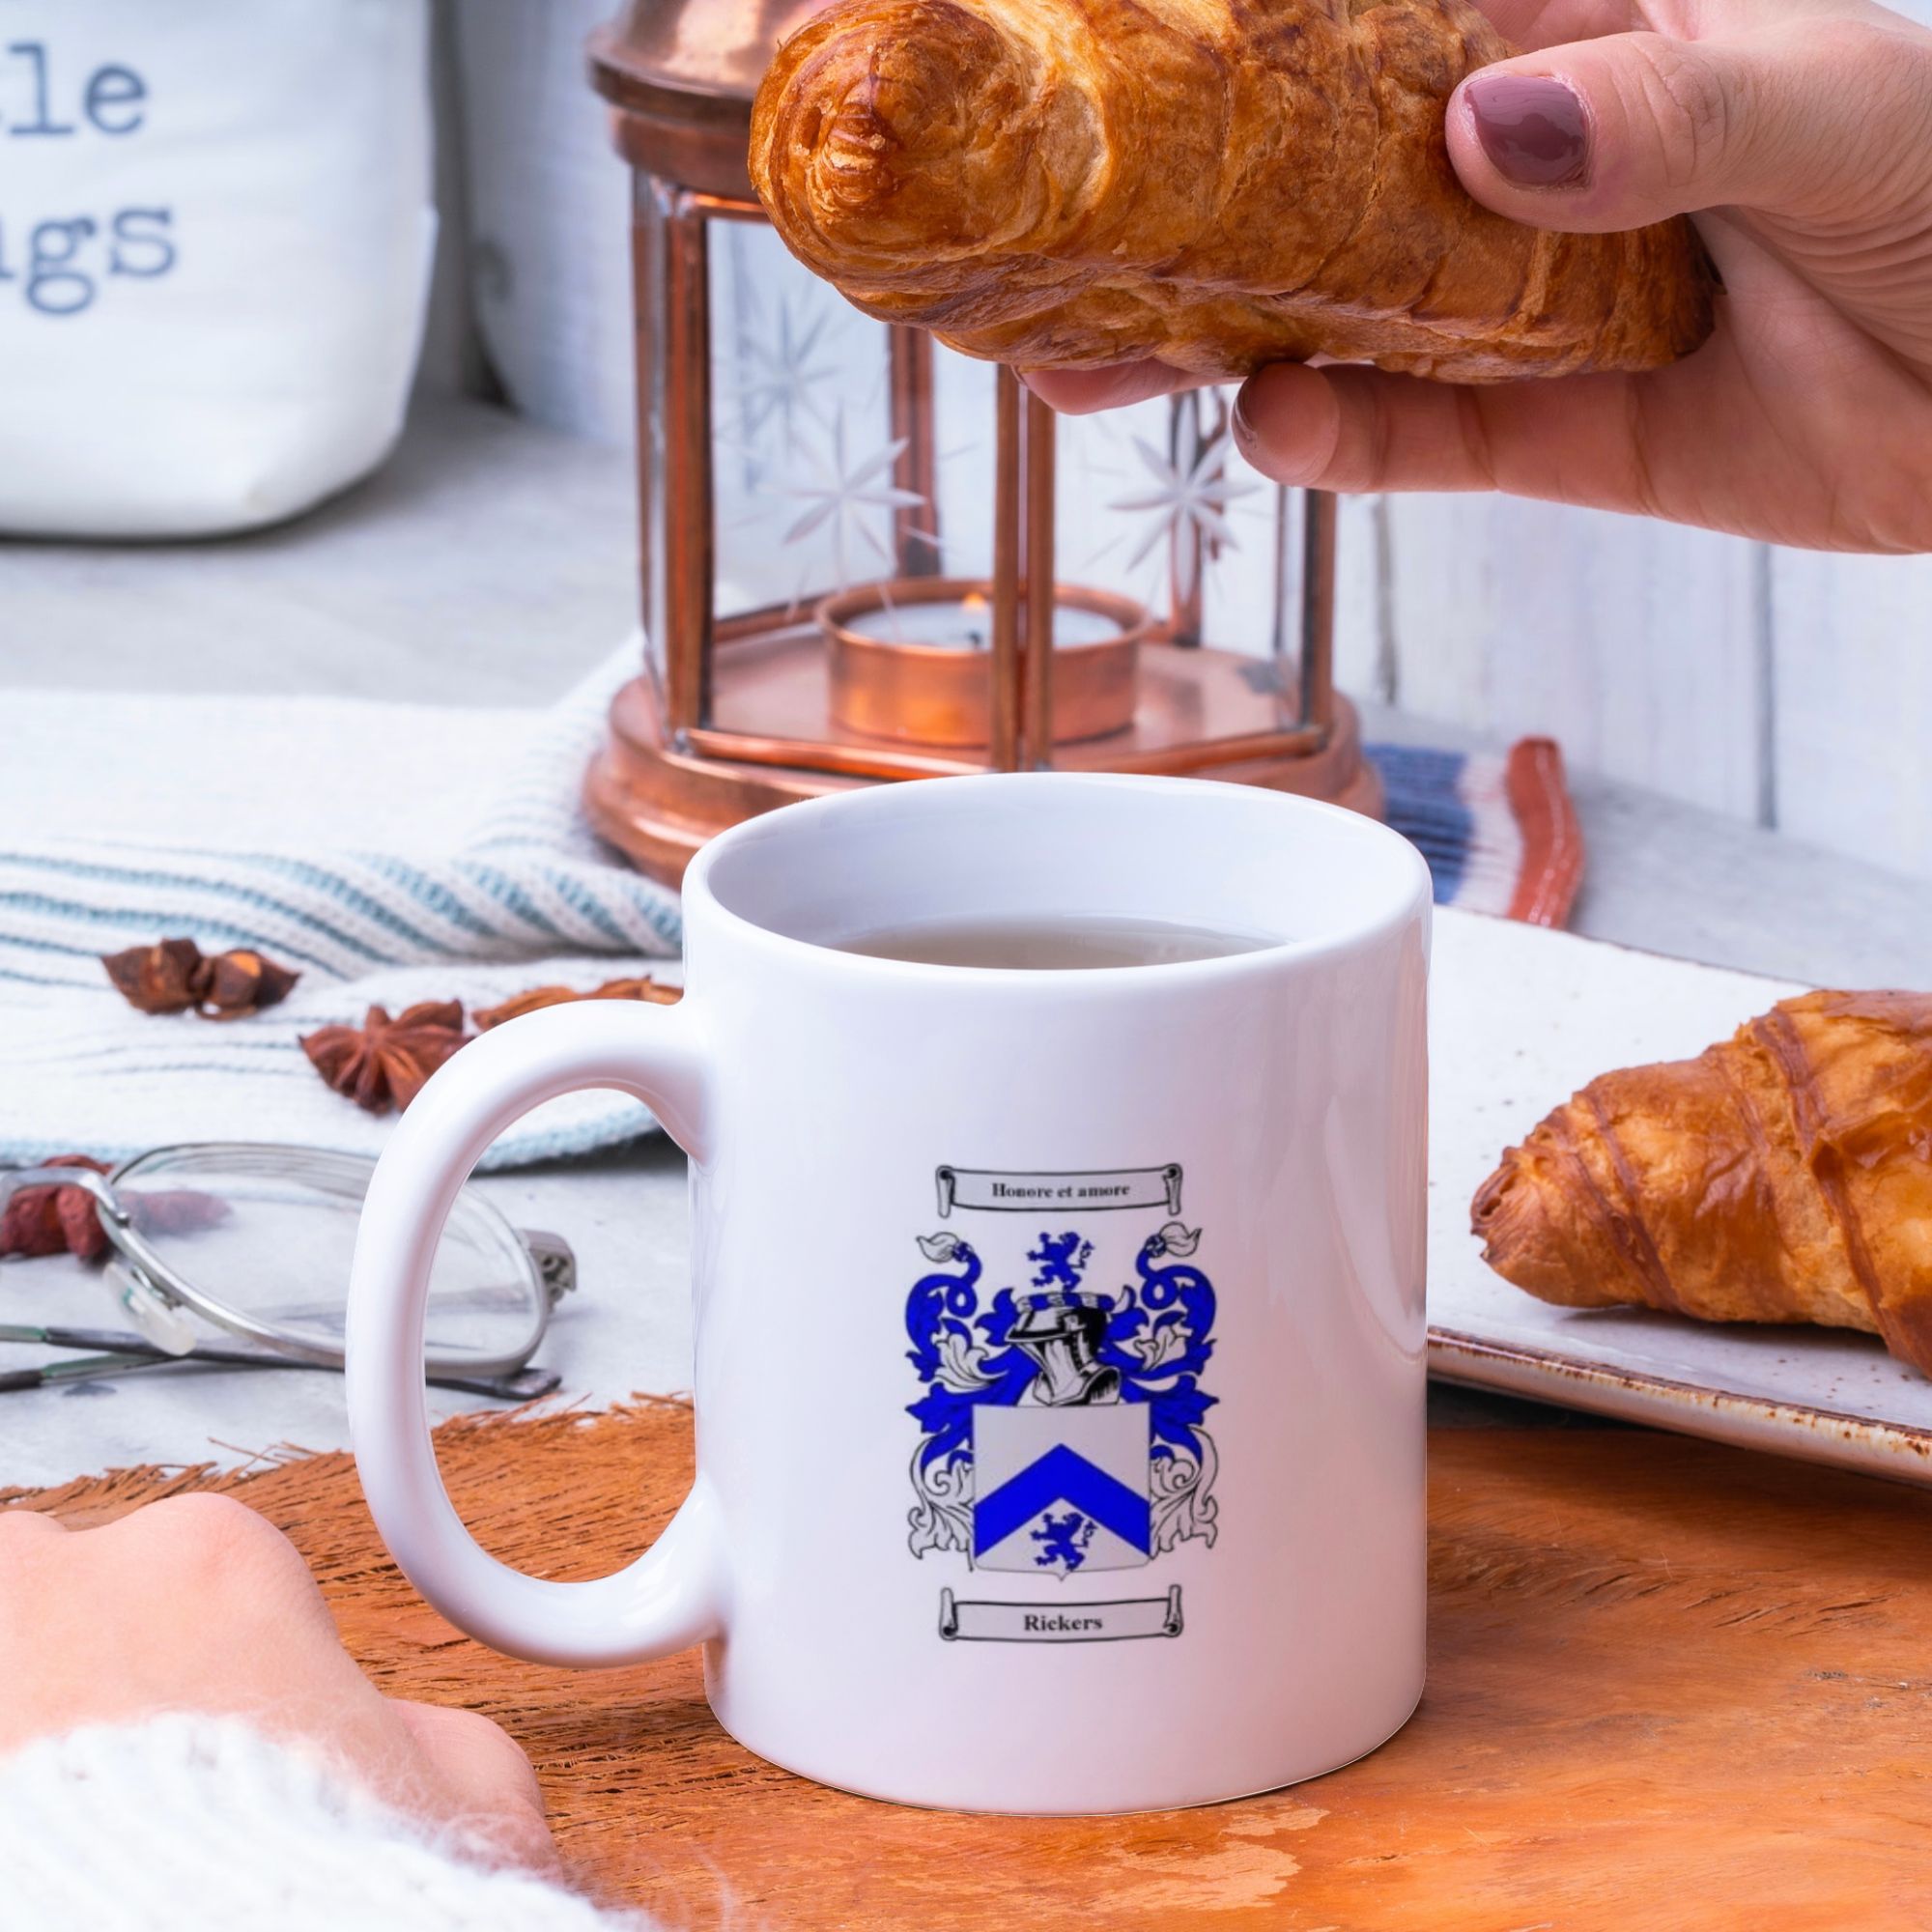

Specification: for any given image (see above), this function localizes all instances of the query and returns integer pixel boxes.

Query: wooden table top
[11,1397,1930,1929]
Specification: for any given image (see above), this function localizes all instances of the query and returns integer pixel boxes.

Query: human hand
[0,1493,557,1872]
[1028,0,1932,554]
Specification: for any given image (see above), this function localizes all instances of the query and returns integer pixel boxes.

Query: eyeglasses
[0,1143,571,1401]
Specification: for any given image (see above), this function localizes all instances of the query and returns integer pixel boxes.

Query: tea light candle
[817,575,1151,750]
[841,594,1127,651]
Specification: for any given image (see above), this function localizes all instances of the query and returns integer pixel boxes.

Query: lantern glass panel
[929,350,999,583]
[1041,389,1313,770]
[634,176,670,711]
[708,219,898,625]
[684,208,1009,768]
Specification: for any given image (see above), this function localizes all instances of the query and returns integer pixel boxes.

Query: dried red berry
[0,1155,112,1262]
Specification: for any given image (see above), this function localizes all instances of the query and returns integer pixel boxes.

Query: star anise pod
[101,939,206,1014]
[301,1002,470,1114]
[101,938,299,1018]
[197,948,301,1019]
[0,1155,113,1262]
[474,977,683,1030]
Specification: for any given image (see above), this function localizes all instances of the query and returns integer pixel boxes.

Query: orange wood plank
[10,1402,1931,1929]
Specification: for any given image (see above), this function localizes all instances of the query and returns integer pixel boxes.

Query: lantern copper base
[585,641,1384,887]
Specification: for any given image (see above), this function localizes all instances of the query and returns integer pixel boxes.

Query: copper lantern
[583,0,1382,886]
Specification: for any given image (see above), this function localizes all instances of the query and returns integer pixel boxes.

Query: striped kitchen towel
[1370,736,1585,928]
[0,651,683,1168]
[0,647,1579,1170]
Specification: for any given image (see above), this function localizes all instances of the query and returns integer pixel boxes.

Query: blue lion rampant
[904,1224,1220,1560]
[1032,1510,1095,1572]
[1028,1231,1092,1291]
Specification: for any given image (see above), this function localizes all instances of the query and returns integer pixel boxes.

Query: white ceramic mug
[346,773,1432,1814]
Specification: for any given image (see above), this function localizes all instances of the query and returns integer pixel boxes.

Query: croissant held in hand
[1473,993,1932,1377]
[749,0,1717,383]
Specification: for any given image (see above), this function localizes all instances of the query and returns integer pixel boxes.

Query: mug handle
[346,999,724,1667]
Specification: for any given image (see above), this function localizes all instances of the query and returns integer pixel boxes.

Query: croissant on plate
[1472,992,1932,1377]
[749,0,1718,383]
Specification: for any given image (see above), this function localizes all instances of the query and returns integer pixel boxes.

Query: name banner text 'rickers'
[938,1586,1183,1643]
[935,1165,1182,1218]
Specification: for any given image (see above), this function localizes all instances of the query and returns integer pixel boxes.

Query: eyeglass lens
[109,1145,548,1366]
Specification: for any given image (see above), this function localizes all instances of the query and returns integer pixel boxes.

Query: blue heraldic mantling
[905,1225,1219,1576]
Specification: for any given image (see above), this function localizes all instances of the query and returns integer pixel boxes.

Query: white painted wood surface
[1341,504,1932,884]
[1365,500,1769,823]
[1769,549,1932,881]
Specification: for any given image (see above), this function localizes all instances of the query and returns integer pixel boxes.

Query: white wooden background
[429,0,1932,885]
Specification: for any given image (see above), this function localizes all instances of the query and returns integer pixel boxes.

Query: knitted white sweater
[0,1716,643,1930]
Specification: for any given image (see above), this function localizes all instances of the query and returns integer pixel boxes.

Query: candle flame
[960,591,989,614]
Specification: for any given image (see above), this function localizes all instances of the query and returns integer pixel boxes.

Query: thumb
[1446,18,1902,232]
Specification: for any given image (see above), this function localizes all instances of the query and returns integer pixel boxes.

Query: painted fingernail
[1465,72,1589,188]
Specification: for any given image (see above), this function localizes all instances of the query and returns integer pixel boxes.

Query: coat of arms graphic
[905,1165,1218,1642]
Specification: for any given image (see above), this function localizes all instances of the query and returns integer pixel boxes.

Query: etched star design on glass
[778,407,930,593]
[1108,394,1264,620]
[733,297,842,458]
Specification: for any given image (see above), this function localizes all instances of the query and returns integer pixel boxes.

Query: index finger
[1020,361,1199,415]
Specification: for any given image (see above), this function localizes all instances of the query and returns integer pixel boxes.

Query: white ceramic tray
[1428,908,1932,1484]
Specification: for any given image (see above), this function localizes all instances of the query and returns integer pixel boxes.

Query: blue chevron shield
[971,1405,1152,1576]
